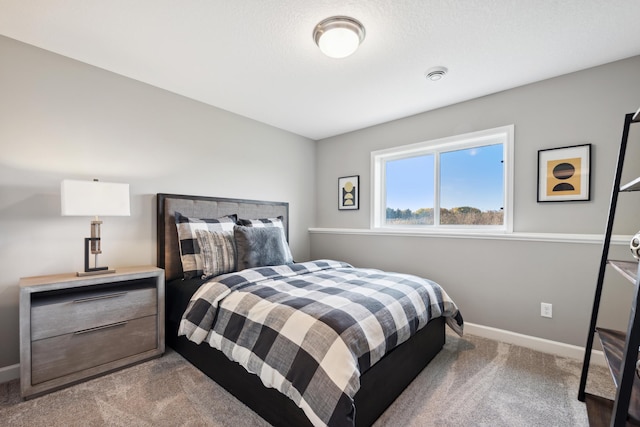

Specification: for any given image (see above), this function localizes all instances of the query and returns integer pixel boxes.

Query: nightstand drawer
[31,280,157,340]
[31,315,157,385]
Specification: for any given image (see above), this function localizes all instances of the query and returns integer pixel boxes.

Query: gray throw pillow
[236,216,293,262]
[234,225,294,270]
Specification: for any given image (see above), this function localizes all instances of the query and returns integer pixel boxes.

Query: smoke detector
[425,66,448,81]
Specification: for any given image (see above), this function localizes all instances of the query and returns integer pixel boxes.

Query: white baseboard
[464,322,606,366]
[0,363,20,384]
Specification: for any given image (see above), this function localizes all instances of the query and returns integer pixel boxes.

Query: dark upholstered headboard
[157,193,289,281]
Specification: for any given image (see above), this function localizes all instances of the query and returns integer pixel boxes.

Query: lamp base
[77,269,116,277]
[82,237,114,276]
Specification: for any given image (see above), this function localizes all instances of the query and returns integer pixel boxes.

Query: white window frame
[371,125,514,233]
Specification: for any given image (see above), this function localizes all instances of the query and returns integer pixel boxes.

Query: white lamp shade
[61,180,130,217]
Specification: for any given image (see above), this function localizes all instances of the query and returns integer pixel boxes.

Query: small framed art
[338,175,359,210]
[537,144,591,202]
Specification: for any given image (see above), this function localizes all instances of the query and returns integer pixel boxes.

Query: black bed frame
[157,193,445,427]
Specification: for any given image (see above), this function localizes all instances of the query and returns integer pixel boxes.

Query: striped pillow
[195,229,236,278]
[175,212,237,279]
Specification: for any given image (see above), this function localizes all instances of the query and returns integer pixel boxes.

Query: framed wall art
[537,144,591,202]
[338,175,359,210]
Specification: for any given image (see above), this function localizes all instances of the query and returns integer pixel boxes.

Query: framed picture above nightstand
[19,265,165,399]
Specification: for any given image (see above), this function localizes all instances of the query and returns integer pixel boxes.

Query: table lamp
[61,179,130,276]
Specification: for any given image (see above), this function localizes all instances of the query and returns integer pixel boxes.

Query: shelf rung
[597,328,629,387]
[609,260,639,284]
[620,177,640,192]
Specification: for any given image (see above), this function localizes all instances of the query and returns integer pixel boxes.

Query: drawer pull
[73,292,128,304]
[74,321,128,335]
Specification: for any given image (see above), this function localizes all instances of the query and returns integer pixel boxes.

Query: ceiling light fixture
[425,66,448,81]
[313,16,365,59]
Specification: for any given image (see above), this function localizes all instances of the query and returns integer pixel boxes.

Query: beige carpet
[0,332,614,427]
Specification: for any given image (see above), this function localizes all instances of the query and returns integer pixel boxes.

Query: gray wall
[0,36,316,369]
[312,56,640,347]
[2,32,639,373]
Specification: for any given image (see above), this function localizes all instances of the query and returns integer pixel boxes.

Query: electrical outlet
[541,302,553,318]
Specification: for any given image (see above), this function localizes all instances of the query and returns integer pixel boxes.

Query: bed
[157,193,462,427]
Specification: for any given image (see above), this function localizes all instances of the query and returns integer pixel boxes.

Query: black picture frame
[338,175,359,210]
[537,144,591,202]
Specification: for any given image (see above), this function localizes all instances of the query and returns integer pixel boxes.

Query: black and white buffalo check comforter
[179,260,463,427]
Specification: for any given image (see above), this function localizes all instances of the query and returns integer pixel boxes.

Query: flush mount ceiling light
[313,16,365,59]
[425,66,448,81]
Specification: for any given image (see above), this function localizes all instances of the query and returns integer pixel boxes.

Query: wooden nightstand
[19,266,165,399]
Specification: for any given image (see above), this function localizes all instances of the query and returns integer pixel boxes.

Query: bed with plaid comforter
[179,260,463,427]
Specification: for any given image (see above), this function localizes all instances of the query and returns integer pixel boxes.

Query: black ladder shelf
[578,108,640,427]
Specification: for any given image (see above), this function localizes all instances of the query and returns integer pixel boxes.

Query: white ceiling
[1,1,640,140]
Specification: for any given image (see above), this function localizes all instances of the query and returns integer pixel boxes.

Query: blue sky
[386,144,504,212]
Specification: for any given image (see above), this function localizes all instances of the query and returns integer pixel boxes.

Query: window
[371,125,514,232]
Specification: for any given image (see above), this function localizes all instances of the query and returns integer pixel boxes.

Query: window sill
[308,227,631,245]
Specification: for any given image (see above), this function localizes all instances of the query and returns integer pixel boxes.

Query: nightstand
[19,266,165,399]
